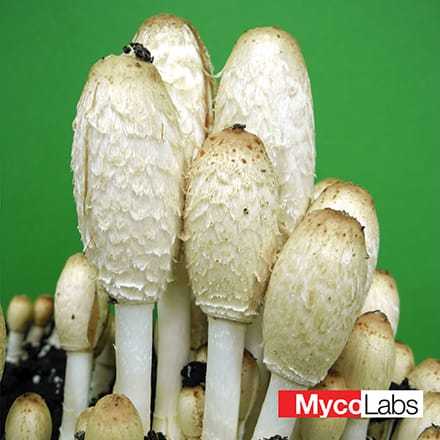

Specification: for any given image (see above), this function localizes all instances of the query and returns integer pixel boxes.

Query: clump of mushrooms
[26,294,54,346]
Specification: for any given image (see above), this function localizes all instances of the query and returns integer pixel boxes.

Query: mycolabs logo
[278,390,423,418]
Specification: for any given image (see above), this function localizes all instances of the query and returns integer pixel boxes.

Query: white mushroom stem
[153,277,191,437]
[341,419,369,440]
[252,373,306,439]
[203,317,246,440]
[59,351,93,440]
[114,303,153,433]
[26,326,45,346]
[6,330,24,364]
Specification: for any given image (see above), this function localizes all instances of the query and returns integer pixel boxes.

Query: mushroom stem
[26,325,45,346]
[59,351,93,440]
[114,303,153,433]
[6,330,24,364]
[252,373,306,439]
[153,277,191,437]
[340,418,369,440]
[203,317,246,440]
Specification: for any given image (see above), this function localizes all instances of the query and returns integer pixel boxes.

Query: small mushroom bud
[26,294,54,346]
[299,370,348,440]
[0,304,6,380]
[55,253,108,440]
[84,394,144,440]
[177,386,205,439]
[393,341,415,385]
[408,359,440,392]
[419,425,440,439]
[312,178,341,202]
[5,392,52,440]
[6,294,33,364]
[334,311,396,440]
[361,269,400,335]
[75,407,94,437]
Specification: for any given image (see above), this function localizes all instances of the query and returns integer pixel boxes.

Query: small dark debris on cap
[390,377,413,391]
[122,42,154,63]
[145,431,167,440]
[262,436,288,440]
[181,361,207,388]
[74,431,85,440]
[232,123,246,130]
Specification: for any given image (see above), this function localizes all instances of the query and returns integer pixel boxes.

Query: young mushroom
[334,311,396,440]
[26,294,54,346]
[177,385,205,439]
[418,425,440,439]
[408,359,440,392]
[185,127,281,439]
[84,394,144,440]
[5,392,52,440]
[214,27,315,236]
[55,253,108,440]
[6,294,33,364]
[361,269,400,335]
[71,48,185,433]
[253,208,369,439]
[0,304,5,381]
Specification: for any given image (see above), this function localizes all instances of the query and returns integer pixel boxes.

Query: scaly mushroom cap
[0,305,5,380]
[184,127,281,322]
[72,53,185,304]
[5,393,52,440]
[263,208,369,386]
[75,407,94,435]
[55,254,108,352]
[334,311,396,390]
[299,369,347,440]
[408,359,440,392]
[177,385,205,439]
[419,425,440,439]
[33,294,54,327]
[393,341,415,385]
[85,394,144,440]
[394,392,440,440]
[312,178,341,202]
[361,269,400,335]
[309,181,379,288]
[190,302,208,351]
[7,294,33,333]
[133,14,214,162]
[214,27,315,235]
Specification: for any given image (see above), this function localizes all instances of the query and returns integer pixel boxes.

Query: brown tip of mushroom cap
[177,385,205,438]
[419,425,440,439]
[5,393,52,440]
[75,407,94,435]
[354,310,395,340]
[408,359,440,392]
[312,177,342,202]
[33,294,54,327]
[393,341,415,384]
[7,295,33,333]
[85,394,143,440]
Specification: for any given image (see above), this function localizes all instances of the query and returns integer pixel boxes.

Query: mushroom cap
[72,53,185,304]
[312,178,341,202]
[177,385,205,438]
[309,181,379,288]
[133,14,214,162]
[299,369,347,440]
[334,311,396,390]
[190,302,208,351]
[393,341,415,385]
[185,127,281,322]
[0,305,5,380]
[263,208,369,386]
[75,407,94,435]
[419,425,440,439]
[85,394,144,440]
[33,294,54,327]
[5,393,52,440]
[214,26,315,235]
[6,294,33,333]
[361,269,400,335]
[55,254,108,352]
[408,359,440,392]
[394,392,440,440]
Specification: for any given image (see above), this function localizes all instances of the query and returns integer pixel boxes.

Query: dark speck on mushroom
[71,314,75,320]
[232,123,246,130]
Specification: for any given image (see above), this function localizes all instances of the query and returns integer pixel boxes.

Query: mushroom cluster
[1,12,438,440]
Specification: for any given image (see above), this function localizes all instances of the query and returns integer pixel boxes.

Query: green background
[1,1,439,362]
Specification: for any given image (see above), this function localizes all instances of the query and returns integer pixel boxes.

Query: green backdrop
[1,1,439,362]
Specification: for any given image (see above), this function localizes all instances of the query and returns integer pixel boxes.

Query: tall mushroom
[26,294,54,346]
[334,311,396,440]
[185,127,281,439]
[55,253,108,440]
[408,359,440,392]
[5,393,52,440]
[6,294,33,364]
[253,208,369,439]
[71,48,185,433]
[132,15,214,437]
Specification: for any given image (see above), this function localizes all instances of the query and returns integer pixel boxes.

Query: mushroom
[299,369,348,440]
[253,208,369,439]
[75,407,94,438]
[55,253,108,440]
[5,392,52,440]
[6,294,33,364]
[26,294,54,346]
[393,341,415,385]
[393,392,440,439]
[0,304,6,380]
[214,27,315,236]
[312,177,341,202]
[361,269,400,335]
[177,386,205,439]
[418,425,440,439]
[185,127,281,439]
[90,314,115,401]
[71,48,185,433]
[334,311,396,440]
[84,394,144,440]
[408,359,440,392]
